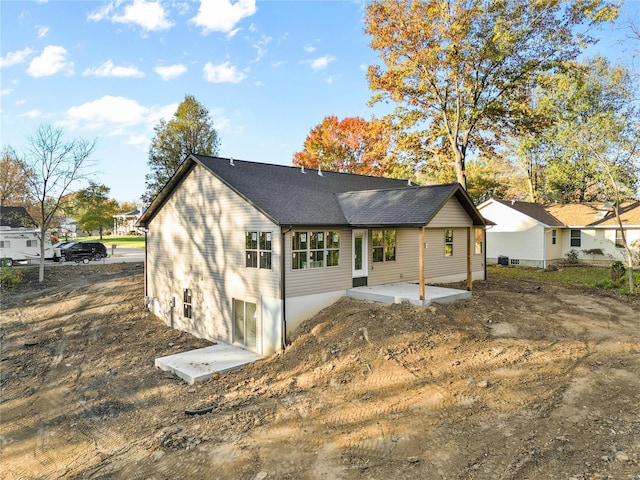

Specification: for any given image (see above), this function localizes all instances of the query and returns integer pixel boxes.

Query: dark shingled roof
[0,206,35,228]
[139,155,486,228]
[492,199,565,227]
[338,184,462,227]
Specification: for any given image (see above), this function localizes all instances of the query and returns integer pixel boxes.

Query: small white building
[478,198,640,268]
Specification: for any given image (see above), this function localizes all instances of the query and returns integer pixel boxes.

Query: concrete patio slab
[347,282,471,307]
[155,343,263,384]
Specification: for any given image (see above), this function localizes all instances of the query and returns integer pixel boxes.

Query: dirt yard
[1,263,639,479]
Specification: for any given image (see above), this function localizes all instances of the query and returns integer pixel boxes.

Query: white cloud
[153,64,187,81]
[58,95,178,143]
[251,34,271,63]
[309,54,336,71]
[89,0,173,32]
[0,48,35,68]
[36,25,49,38]
[82,59,145,78]
[18,109,47,119]
[304,45,316,53]
[203,61,246,83]
[1,88,14,96]
[27,46,74,77]
[190,0,257,34]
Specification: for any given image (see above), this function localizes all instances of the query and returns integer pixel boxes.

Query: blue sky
[1,0,638,203]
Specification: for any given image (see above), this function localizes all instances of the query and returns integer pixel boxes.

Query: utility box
[497,255,509,266]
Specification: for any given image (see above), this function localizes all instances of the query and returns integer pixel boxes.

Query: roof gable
[492,199,564,227]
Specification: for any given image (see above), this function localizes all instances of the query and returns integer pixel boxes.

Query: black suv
[59,242,107,263]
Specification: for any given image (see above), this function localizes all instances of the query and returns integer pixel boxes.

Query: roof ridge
[192,154,411,181]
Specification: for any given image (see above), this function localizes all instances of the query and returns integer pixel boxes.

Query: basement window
[183,288,193,319]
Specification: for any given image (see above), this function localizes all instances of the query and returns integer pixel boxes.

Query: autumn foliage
[293,115,408,178]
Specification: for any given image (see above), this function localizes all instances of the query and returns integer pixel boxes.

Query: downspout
[484,227,487,281]
[542,228,547,269]
[281,226,292,351]
[144,228,148,298]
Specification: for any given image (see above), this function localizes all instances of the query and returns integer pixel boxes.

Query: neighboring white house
[137,155,488,356]
[113,209,143,235]
[478,198,640,268]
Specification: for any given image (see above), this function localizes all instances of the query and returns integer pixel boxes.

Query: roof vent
[408,179,412,186]
[317,165,323,177]
[301,166,306,174]
[511,199,515,205]
[229,157,235,166]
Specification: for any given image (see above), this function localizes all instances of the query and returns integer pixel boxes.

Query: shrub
[0,266,24,289]
[564,250,579,264]
[611,260,626,281]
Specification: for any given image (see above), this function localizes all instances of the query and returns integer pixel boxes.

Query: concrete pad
[155,343,263,384]
[347,282,471,307]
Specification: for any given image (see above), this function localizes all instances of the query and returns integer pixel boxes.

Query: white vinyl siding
[146,163,280,354]
[428,198,472,227]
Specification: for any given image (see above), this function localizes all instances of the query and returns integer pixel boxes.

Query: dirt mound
[1,264,639,479]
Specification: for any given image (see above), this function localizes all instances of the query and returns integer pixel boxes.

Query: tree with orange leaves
[293,115,410,178]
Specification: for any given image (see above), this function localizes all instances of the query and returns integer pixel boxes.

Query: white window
[444,229,454,256]
[183,288,193,319]
[570,230,581,247]
[372,230,396,262]
[246,231,272,269]
[292,231,340,269]
[27,239,38,247]
[551,229,557,245]
[234,299,257,349]
[474,228,483,255]
[0,241,10,248]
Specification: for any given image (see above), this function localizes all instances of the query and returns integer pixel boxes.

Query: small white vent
[510,258,520,265]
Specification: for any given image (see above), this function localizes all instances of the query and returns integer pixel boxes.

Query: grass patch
[488,264,640,296]
[1,265,27,289]
[77,235,145,248]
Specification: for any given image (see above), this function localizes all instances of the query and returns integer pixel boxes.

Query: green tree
[22,125,95,282]
[365,0,619,191]
[531,57,637,202]
[143,95,220,203]
[74,182,118,239]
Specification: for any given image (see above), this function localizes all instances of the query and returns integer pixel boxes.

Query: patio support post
[467,227,473,291]
[419,227,425,301]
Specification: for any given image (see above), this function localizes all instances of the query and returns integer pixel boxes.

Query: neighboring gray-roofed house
[138,155,487,356]
[478,198,640,267]
[0,206,35,228]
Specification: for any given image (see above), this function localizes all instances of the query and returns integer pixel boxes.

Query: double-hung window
[372,230,396,262]
[246,231,272,269]
[292,231,340,269]
[444,229,454,256]
[570,229,581,247]
[615,229,625,248]
[551,229,557,245]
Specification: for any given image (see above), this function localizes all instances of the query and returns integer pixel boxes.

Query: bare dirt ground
[1,263,639,480]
